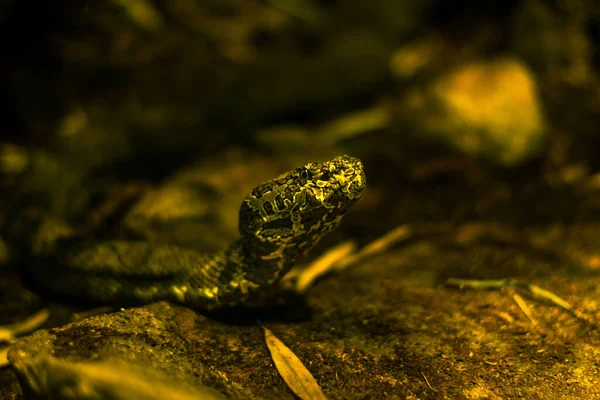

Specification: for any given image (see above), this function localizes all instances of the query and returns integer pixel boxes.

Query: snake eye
[300,169,310,180]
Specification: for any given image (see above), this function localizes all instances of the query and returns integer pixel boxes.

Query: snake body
[22,155,366,309]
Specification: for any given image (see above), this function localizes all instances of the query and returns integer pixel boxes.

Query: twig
[443,278,589,324]
[421,371,436,391]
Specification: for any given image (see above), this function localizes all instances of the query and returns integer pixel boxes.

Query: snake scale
[14,155,366,309]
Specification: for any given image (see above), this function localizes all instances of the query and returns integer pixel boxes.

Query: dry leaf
[262,326,327,400]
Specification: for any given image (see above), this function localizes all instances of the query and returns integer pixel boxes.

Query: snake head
[238,155,365,278]
[300,155,366,212]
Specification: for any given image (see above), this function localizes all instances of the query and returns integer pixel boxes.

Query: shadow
[201,289,313,325]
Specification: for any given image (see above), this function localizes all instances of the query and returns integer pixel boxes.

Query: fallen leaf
[262,326,327,400]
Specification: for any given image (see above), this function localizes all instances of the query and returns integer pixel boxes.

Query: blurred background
[4,2,600,398]
[2,0,600,284]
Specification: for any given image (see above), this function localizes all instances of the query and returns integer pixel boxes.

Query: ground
[3,1,600,399]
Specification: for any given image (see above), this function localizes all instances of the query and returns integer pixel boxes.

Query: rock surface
[5,222,600,398]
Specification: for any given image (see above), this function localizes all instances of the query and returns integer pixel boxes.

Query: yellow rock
[405,59,546,166]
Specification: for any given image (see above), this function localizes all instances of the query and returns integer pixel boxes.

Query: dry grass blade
[288,225,411,293]
[512,293,537,325]
[0,309,50,344]
[262,326,327,400]
[335,225,412,271]
[0,347,8,369]
[295,240,356,292]
[526,283,586,320]
[0,309,51,368]
[443,278,589,323]
[316,106,390,143]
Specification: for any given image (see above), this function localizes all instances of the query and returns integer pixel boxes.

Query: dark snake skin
[24,155,366,309]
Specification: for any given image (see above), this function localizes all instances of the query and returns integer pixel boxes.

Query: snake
[15,155,366,309]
